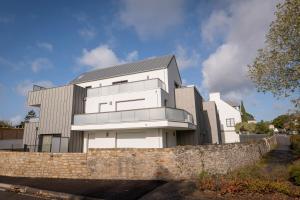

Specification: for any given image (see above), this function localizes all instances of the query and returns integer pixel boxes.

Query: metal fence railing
[74,107,194,126]
[87,78,166,97]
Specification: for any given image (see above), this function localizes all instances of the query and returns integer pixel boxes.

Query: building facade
[24,55,214,152]
[209,93,242,143]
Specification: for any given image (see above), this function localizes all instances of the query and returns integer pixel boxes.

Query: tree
[240,101,247,122]
[248,0,300,104]
[24,110,36,122]
[0,120,12,128]
[272,114,289,129]
[240,101,255,122]
[255,121,271,134]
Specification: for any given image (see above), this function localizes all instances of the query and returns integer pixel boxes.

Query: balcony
[72,107,195,131]
[87,78,166,97]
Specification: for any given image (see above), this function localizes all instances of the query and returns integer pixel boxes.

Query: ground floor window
[39,134,68,153]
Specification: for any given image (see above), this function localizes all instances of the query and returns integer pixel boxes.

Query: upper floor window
[112,80,128,85]
[226,118,235,127]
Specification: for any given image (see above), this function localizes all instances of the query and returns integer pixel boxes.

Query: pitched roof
[226,100,240,107]
[70,55,174,84]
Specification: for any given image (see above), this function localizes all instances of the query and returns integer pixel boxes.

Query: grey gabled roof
[70,54,174,84]
[226,100,240,107]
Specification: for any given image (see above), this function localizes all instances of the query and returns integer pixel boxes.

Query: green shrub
[289,160,300,185]
[290,135,300,154]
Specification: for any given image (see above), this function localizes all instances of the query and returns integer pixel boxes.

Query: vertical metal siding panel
[53,87,58,134]
[61,86,67,137]
[28,92,31,105]
[43,89,49,135]
[64,86,71,137]
[68,86,73,137]
[57,87,62,135]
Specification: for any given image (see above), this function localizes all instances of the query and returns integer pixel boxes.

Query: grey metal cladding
[70,54,174,84]
[23,122,39,146]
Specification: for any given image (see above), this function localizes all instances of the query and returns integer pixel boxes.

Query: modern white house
[24,55,220,152]
[209,93,242,143]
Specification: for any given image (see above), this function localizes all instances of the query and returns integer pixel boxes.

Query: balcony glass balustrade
[87,78,166,97]
[73,107,194,125]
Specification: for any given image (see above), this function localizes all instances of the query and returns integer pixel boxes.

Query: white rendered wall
[85,89,165,113]
[167,58,182,107]
[83,129,164,152]
[209,93,241,143]
[76,69,169,91]
[76,58,182,109]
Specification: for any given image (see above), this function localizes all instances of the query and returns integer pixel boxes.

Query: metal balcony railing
[87,78,166,97]
[73,107,194,125]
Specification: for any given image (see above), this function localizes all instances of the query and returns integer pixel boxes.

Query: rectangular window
[39,134,68,153]
[226,118,235,127]
[112,80,128,85]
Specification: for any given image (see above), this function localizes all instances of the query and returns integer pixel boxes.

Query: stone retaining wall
[0,136,277,180]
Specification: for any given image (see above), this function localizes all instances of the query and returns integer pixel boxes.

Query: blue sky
[0,0,295,125]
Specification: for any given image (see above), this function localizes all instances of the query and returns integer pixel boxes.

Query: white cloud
[78,28,96,40]
[15,80,54,96]
[37,42,53,52]
[31,58,53,73]
[126,50,138,62]
[119,0,184,39]
[78,44,138,69]
[201,10,231,43]
[201,0,279,101]
[9,115,22,126]
[175,45,201,69]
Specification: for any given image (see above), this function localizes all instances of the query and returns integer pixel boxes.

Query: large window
[39,134,68,153]
[226,118,235,127]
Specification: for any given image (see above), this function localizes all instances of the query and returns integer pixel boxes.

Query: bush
[290,135,300,153]
[289,160,300,186]
[235,122,256,133]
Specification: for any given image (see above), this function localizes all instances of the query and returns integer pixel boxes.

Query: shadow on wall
[155,164,172,180]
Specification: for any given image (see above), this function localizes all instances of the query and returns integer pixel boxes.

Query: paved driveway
[0,190,46,200]
[0,176,165,200]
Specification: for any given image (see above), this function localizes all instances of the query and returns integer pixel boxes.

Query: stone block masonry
[0,136,277,180]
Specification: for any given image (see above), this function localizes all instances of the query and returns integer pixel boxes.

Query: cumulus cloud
[119,0,184,39]
[31,58,53,73]
[78,44,138,69]
[201,10,231,44]
[15,80,54,96]
[175,45,201,69]
[37,42,53,52]
[201,0,279,101]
